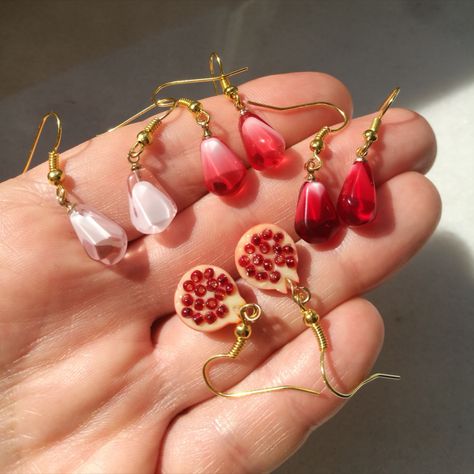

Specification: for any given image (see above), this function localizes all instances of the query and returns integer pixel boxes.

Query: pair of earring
[295,88,400,243]
[175,223,399,398]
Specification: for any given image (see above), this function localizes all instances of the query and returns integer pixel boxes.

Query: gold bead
[235,322,251,339]
[137,131,152,145]
[310,138,324,153]
[364,129,378,142]
[189,101,201,113]
[303,309,319,326]
[225,85,238,97]
[47,169,63,184]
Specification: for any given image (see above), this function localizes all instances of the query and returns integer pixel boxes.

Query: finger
[14,72,352,237]
[158,298,385,473]
[150,171,439,407]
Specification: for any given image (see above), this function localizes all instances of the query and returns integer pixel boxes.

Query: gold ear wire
[202,303,322,398]
[356,87,400,160]
[286,278,400,399]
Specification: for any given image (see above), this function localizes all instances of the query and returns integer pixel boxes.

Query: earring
[124,108,178,234]
[209,52,286,171]
[155,97,247,196]
[294,105,349,244]
[337,88,400,226]
[24,113,127,265]
[235,223,400,398]
[174,265,320,398]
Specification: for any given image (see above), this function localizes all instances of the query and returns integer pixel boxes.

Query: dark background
[1,1,473,473]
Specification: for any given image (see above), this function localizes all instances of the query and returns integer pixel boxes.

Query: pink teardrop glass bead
[337,160,376,226]
[127,168,177,234]
[200,137,247,196]
[294,180,340,244]
[68,204,127,265]
[239,111,286,170]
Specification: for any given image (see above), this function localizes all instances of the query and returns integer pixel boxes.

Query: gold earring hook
[209,51,232,95]
[356,87,400,160]
[286,278,400,399]
[202,303,322,398]
[23,111,62,174]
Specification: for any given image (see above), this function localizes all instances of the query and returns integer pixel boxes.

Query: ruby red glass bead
[337,160,376,226]
[294,180,340,244]
[200,137,247,196]
[239,111,286,170]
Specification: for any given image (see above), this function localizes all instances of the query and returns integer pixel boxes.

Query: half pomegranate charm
[235,224,299,293]
[174,265,245,332]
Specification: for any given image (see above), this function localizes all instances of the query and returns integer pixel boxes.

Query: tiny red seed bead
[206,278,219,291]
[246,264,256,277]
[238,255,250,267]
[256,271,268,281]
[282,245,294,254]
[217,274,228,285]
[181,307,193,318]
[214,288,225,300]
[259,242,270,254]
[262,228,273,239]
[274,255,286,266]
[194,284,206,296]
[269,271,281,283]
[224,283,234,294]
[204,267,215,279]
[193,314,204,325]
[216,304,228,317]
[182,294,194,306]
[251,233,261,245]
[191,270,203,282]
[244,243,256,254]
[273,232,284,242]
[273,244,282,254]
[183,280,194,291]
[263,259,274,271]
[194,298,205,310]
[253,254,263,266]
[206,298,218,309]
[285,255,296,268]
[205,311,217,324]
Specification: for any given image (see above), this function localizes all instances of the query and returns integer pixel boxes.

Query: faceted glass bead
[239,111,286,170]
[294,180,340,244]
[68,204,127,265]
[127,168,177,234]
[337,160,376,226]
[200,137,247,196]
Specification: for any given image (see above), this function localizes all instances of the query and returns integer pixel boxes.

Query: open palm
[0,72,439,473]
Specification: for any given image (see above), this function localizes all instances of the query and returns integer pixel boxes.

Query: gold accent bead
[303,309,319,326]
[235,322,251,339]
[310,138,324,154]
[47,169,63,184]
[224,85,238,96]
[189,101,202,113]
[364,129,378,142]
[137,131,152,145]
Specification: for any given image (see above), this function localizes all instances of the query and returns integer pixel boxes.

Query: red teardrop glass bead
[239,111,286,170]
[337,160,376,226]
[200,137,247,196]
[294,180,340,243]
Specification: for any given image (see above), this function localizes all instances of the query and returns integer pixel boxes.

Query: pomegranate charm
[235,224,299,293]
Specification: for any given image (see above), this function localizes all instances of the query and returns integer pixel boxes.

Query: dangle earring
[154,97,247,196]
[294,105,349,243]
[337,87,400,226]
[124,107,178,234]
[209,52,286,171]
[24,113,127,264]
[174,265,320,398]
[235,223,400,398]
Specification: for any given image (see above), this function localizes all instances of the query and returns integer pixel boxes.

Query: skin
[0,72,440,474]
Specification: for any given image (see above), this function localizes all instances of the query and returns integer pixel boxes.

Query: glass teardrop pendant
[239,111,286,170]
[127,167,177,234]
[68,204,128,265]
[337,160,376,226]
[200,137,247,196]
[294,180,340,244]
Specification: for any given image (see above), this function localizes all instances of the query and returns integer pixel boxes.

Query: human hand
[0,72,439,473]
